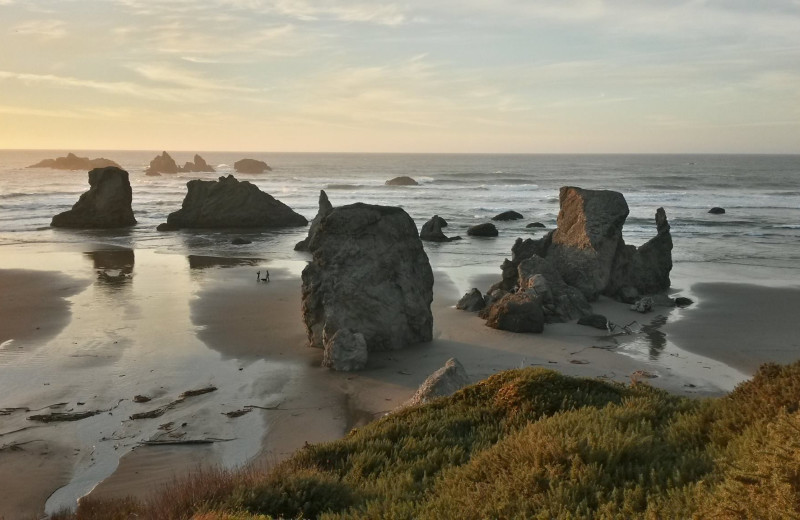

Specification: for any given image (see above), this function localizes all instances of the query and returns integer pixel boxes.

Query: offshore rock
[301,203,434,364]
[420,214,460,242]
[28,152,120,170]
[234,158,271,174]
[548,187,630,301]
[51,167,136,228]
[295,190,333,251]
[163,175,307,229]
[467,223,498,237]
[179,154,215,173]
[492,210,523,221]
[146,151,179,175]
[385,176,419,186]
[405,358,470,407]
[456,288,485,312]
[526,222,546,228]
[708,207,726,214]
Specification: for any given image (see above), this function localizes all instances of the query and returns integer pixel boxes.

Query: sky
[1,0,799,153]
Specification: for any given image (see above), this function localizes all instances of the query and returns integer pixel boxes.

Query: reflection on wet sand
[187,255,262,270]
[84,249,134,288]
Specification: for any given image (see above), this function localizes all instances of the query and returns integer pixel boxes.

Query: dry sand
[2,248,799,519]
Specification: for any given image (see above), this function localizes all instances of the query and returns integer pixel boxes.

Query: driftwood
[139,437,234,446]
[130,407,169,420]
[179,386,217,399]
[130,386,218,421]
[27,410,102,423]
[223,409,252,418]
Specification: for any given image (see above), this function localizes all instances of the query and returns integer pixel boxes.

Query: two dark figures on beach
[257,270,270,283]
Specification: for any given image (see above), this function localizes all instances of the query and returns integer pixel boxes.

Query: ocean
[1,151,798,277]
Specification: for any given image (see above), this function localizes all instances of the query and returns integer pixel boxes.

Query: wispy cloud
[12,19,66,40]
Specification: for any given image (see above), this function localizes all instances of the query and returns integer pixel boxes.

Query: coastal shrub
[54,362,800,520]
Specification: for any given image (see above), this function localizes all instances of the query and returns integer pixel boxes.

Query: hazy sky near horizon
[1,0,799,153]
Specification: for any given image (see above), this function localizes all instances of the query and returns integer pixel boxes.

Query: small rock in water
[674,296,694,307]
[385,176,419,186]
[630,297,654,313]
[492,210,524,221]
[467,222,498,237]
[526,222,546,228]
[708,207,726,214]
[231,237,252,245]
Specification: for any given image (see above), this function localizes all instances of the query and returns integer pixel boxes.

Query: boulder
[484,292,545,333]
[420,214,460,242]
[526,222,546,228]
[456,288,485,312]
[708,207,726,214]
[28,152,120,170]
[630,297,654,313]
[467,223,498,237]
[295,190,334,251]
[234,158,271,174]
[231,237,252,245]
[51,167,136,228]
[179,154,215,173]
[516,255,592,323]
[146,151,179,175]
[479,288,509,319]
[322,328,368,372]
[163,175,307,229]
[674,296,694,307]
[404,358,470,407]
[301,203,434,362]
[434,216,448,228]
[492,210,523,221]
[577,314,609,330]
[385,176,418,186]
[548,187,630,301]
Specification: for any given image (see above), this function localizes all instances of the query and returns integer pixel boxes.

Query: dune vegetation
[53,362,800,519]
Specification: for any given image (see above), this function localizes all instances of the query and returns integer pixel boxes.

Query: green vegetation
[53,363,800,519]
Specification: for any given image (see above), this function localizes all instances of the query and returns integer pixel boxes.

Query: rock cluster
[29,153,120,170]
[51,167,136,228]
[160,175,307,229]
[301,203,434,370]
[179,154,215,173]
[234,158,271,174]
[462,186,674,333]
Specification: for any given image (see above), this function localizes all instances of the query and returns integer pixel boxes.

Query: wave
[326,184,368,190]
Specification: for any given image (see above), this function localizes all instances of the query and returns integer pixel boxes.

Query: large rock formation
[295,190,333,251]
[179,154,215,173]
[146,152,179,175]
[404,358,470,407]
[162,175,307,229]
[548,187,630,300]
[234,158,271,174]
[420,215,460,242]
[28,153,119,170]
[301,203,434,367]
[51,167,136,228]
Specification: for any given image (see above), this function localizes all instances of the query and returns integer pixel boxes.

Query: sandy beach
[1,243,799,519]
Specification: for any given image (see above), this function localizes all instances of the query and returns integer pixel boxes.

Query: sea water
[1,151,799,279]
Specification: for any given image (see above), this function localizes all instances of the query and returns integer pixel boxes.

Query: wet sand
[1,247,797,518]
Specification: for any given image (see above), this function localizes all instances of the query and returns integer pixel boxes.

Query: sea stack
[234,158,271,174]
[28,153,120,170]
[146,151,179,175]
[51,166,136,228]
[301,203,434,370]
[161,174,307,229]
[295,190,334,251]
[179,154,215,173]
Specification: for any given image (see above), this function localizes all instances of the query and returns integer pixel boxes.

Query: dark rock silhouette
[231,237,252,245]
[295,190,333,251]
[28,153,119,170]
[234,158,271,174]
[708,207,726,214]
[51,167,136,228]
[179,154,215,173]
[456,288,485,312]
[146,152,179,175]
[492,210,523,221]
[162,175,307,229]
[301,203,433,370]
[385,176,419,186]
[526,222,546,228]
[674,296,694,307]
[467,223,498,237]
[420,215,460,242]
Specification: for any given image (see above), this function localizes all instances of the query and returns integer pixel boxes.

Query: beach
[2,239,799,519]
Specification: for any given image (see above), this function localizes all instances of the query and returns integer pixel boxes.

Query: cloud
[12,19,67,40]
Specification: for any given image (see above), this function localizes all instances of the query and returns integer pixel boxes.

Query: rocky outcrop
[404,358,470,407]
[322,328,368,371]
[708,207,726,214]
[484,292,545,333]
[385,176,418,186]
[179,154,215,173]
[467,223,498,237]
[51,167,136,228]
[28,153,119,170]
[517,256,592,322]
[456,288,485,312]
[162,175,307,229]
[295,190,333,251]
[420,215,460,242]
[234,159,271,174]
[492,210,523,221]
[301,203,434,366]
[146,151,179,175]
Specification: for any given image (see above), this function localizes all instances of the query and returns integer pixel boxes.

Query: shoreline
[1,244,799,518]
